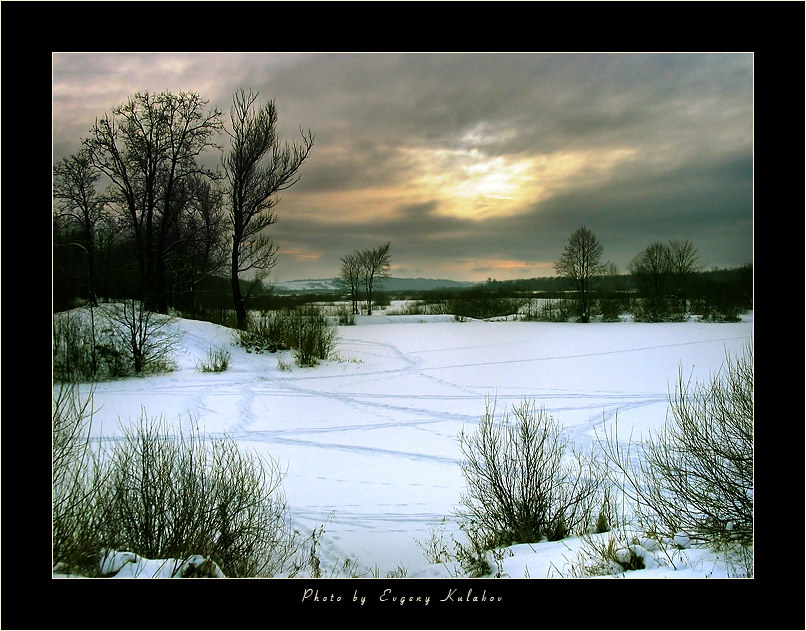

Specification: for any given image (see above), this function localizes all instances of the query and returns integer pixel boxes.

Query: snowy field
[59,303,753,580]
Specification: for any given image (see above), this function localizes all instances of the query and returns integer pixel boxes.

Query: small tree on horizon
[667,239,703,312]
[360,242,391,315]
[554,226,605,322]
[338,251,363,315]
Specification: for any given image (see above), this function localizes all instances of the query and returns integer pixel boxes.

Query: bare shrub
[236,306,339,366]
[456,398,605,564]
[335,304,355,326]
[198,346,231,373]
[52,383,107,575]
[597,297,624,322]
[630,296,684,322]
[598,344,753,571]
[289,306,340,367]
[521,298,573,322]
[101,300,182,375]
[53,306,130,381]
[98,413,300,577]
[237,309,293,353]
[53,390,321,577]
[53,310,97,382]
[446,295,526,320]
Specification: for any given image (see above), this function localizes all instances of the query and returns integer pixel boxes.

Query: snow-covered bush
[456,398,605,570]
[98,550,226,578]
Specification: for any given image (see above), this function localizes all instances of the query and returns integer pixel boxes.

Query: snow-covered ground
[57,303,753,579]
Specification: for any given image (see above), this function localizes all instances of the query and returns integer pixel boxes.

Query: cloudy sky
[52,52,753,282]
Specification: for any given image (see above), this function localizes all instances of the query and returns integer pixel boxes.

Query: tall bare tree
[224,89,314,329]
[84,91,222,312]
[554,226,605,322]
[53,148,106,304]
[360,242,391,315]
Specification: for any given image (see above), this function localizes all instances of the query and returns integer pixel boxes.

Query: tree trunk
[231,239,247,329]
[86,228,98,306]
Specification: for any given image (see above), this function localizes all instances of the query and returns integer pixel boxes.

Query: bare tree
[53,148,106,304]
[338,251,363,315]
[168,175,230,312]
[224,89,314,329]
[102,299,183,375]
[359,242,391,315]
[628,241,672,298]
[554,226,605,322]
[84,91,222,312]
[667,239,703,312]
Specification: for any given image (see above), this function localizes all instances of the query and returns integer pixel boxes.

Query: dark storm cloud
[243,52,753,200]
[52,52,753,281]
[273,145,753,278]
[493,150,754,271]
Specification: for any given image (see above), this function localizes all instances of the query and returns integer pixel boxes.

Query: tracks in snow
[82,319,751,576]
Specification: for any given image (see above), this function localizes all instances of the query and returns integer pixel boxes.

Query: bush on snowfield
[198,345,231,373]
[290,306,340,367]
[237,309,294,353]
[52,382,107,575]
[598,344,754,575]
[98,413,298,577]
[455,397,606,575]
[53,302,180,381]
[52,386,313,578]
[236,306,339,366]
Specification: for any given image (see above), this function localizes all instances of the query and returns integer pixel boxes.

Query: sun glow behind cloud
[405,145,639,221]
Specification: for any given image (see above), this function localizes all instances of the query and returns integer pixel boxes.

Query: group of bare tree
[554,226,706,322]
[628,239,702,311]
[53,89,314,327]
[338,242,392,316]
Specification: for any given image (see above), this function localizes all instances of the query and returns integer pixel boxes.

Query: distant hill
[273,277,476,293]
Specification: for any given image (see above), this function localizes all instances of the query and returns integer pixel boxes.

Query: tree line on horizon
[549,226,752,322]
[53,89,750,325]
